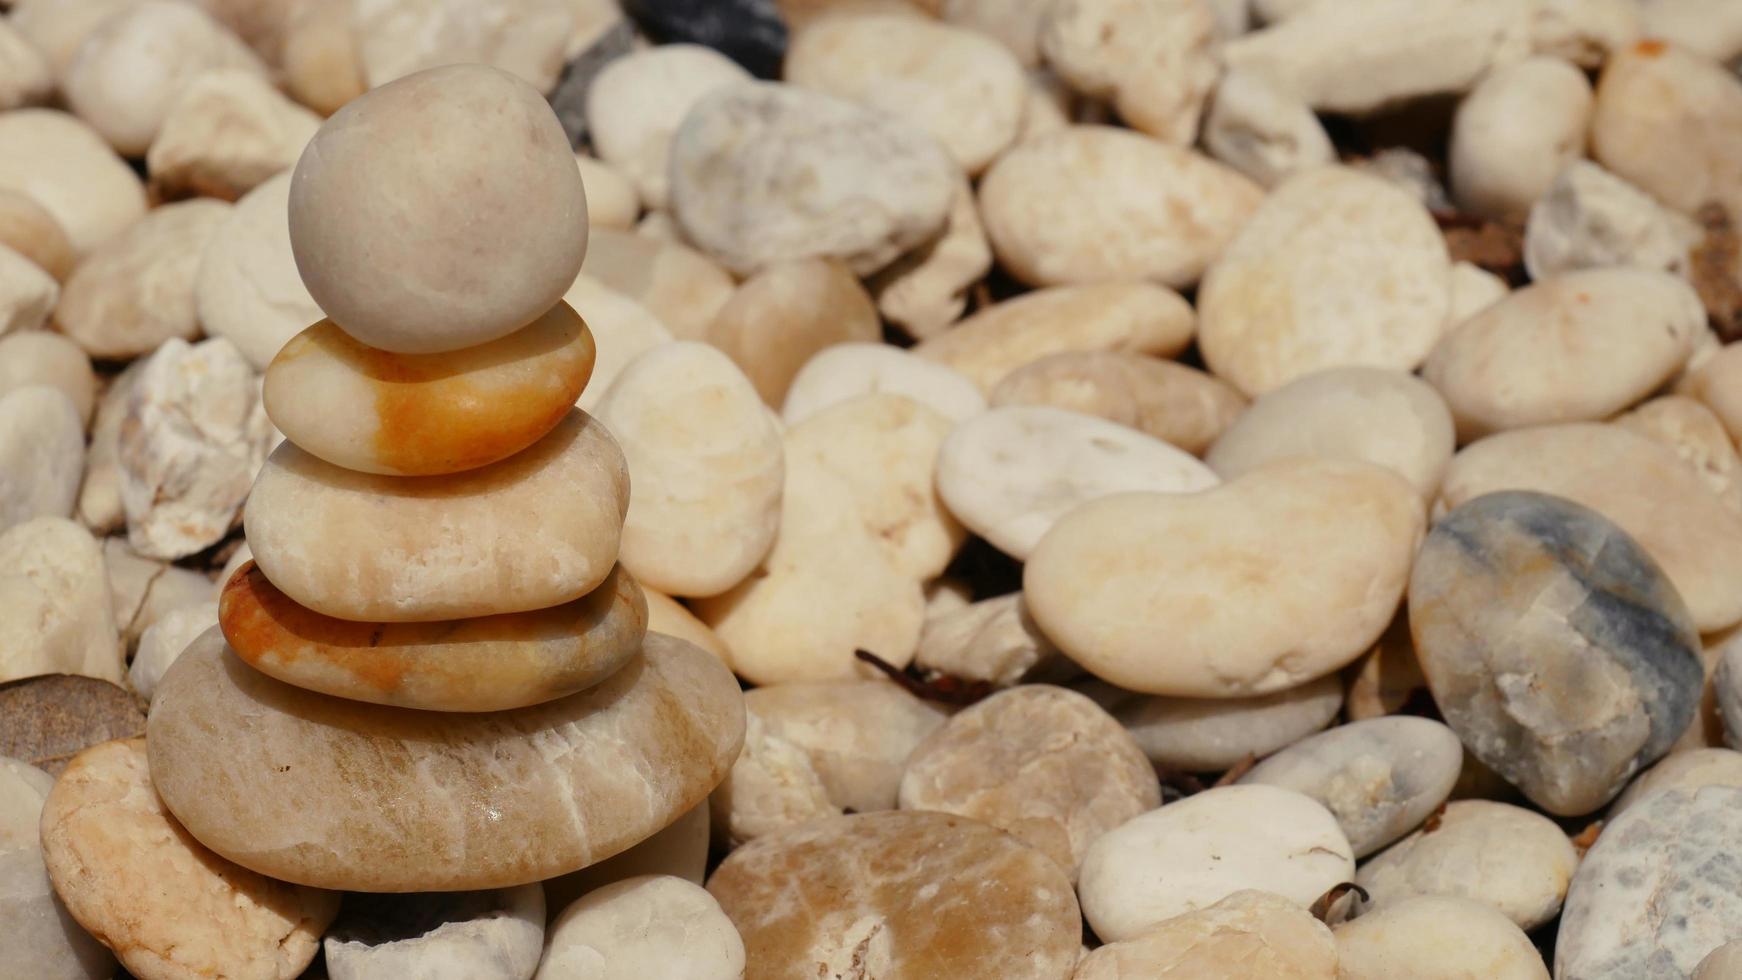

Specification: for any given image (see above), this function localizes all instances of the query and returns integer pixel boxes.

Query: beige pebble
[63,1,266,156]
[1680,341,1742,443]
[785,393,962,580]
[1079,785,1355,942]
[75,360,142,534]
[40,739,339,980]
[0,331,94,426]
[290,64,588,354]
[1637,0,1742,64]
[563,275,674,412]
[0,243,57,335]
[898,684,1158,877]
[787,12,1026,173]
[643,591,734,669]
[989,351,1245,455]
[708,811,1082,980]
[0,387,83,535]
[119,337,273,561]
[1439,422,1742,633]
[1592,40,1742,221]
[1074,890,1338,980]
[10,0,136,78]
[1199,166,1451,397]
[596,342,783,598]
[707,257,881,407]
[915,593,1070,687]
[1040,0,1218,145]
[939,0,1052,66]
[128,600,218,703]
[194,171,324,370]
[1610,747,1742,816]
[542,804,710,915]
[938,405,1219,560]
[1334,895,1549,980]
[1016,67,1074,144]
[710,710,839,845]
[1356,800,1577,930]
[693,451,925,685]
[0,755,116,979]
[56,198,231,360]
[979,125,1262,288]
[1449,56,1593,221]
[579,228,735,342]
[1524,160,1696,281]
[781,343,986,427]
[1447,260,1509,326]
[1425,268,1701,440]
[0,189,76,281]
[915,282,1195,393]
[586,44,753,209]
[868,177,992,338]
[0,18,51,111]
[670,81,956,277]
[1617,395,1742,514]
[1202,68,1336,187]
[537,876,745,980]
[1087,672,1344,772]
[1208,367,1455,499]
[353,0,572,93]
[1344,615,1429,721]
[0,110,145,258]
[279,0,366,116]
[1698,942,1742,980]
[0,518,122,685]
[1027,458,1422,697]
[103,538,217,648]
[576,154,639,230]
[146,68,321,202]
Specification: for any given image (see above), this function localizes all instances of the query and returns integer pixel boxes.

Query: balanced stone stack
[142,64,745,895]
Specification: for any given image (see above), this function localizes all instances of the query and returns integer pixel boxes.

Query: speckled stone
[1356,800,1578,930]
[897,685,1158,878]
[1558,787,1742,979]
[1610,748,1742,817]
[706,811,1082,980]
[220,561,647,711]
[146,630,745,892]
[1240,716,1462,857]
[324,886,544,980]
[1409,490,1704,815]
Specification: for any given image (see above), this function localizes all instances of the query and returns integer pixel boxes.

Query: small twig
[1213,753,1258,788]
[1420,802,1449,834]
[1570,820,1603,856]
[853,650,996,706]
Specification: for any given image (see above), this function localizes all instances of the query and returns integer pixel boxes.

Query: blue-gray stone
[620,0,786,78]
[1408,490,1702,816]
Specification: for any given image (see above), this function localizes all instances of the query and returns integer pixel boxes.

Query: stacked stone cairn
[36,63,744,978]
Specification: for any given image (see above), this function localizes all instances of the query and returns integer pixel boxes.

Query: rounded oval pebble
[1522,160,1691,283]
[1208,367,1455,500]
[787,12,1025,173]
[0,518,122,686]
[1558,787,1742,978]
[221,561,647,711]
[0,109,145,258]
[266,305,596,476]
[0,387,83,534]
[1041,0,1218,144]
[898,685,1158,877]
[978,125,1262,288]
[543,803,711,914]
[915,593,1070,688]
[586,44,752,209]
[1612,747,1742,817]
[56,198,231,360]
[1240,716,1463,857]
[0,189,74,281]
[1449,56,1594,221]
[578,228,736,343]
[989,351,1245,455]
[1026,457,1423,697]
[938,405,1219,560]
[129,600,218,705]
[575,155,639,230]
[1618,395,1742,516]
[782,343,986,426]
[325,886,544,980]
[1078,784,1355,942]
[290,64,589,354]
[1089,672,1344,773]
[707,811,1081,980]
[1591,41,1742,222]
[0,331,95,427]
[0,240,56,335]
[538,875,744,980]
[246,409,628,622]
[0,755,116,980]
[1683,342,1742,444]
[1074,890,1338,980]
[1202,68,1336,188]
[1440,422,1742,634]
[644,590,734,669]
[670,81,955,277]
[149,630,745,892]
[1424,268,1703,440]
[194,171,325,370]
[1698,942,1742,980]
[914,282,1196,393]
[1199,166,1452,397]
[562,275,675,413]
[144,68,322,204]
[595,342,784,598]
[1335,895,1549,980]
[1410,490,1704,815]
[1356,800,1578,929]
[40,739,339,980]
[705,257,882,407]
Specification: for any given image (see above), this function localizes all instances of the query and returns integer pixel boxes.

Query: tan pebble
[1617,395,1742,514]
[989,351,1245,454]
[576,154,640,230]
[1202,69,1336,187]
[1592,40,1742,221]
[1040,0,1218,145]
[1074,890,1338,980]
[0,517,122,685]
[1334,895,1549,980]
[0,331,95,426]
[0,243,57,335]
[542,804,710,914]
[1681,342,1742,443]
[868,177,992,338]
[707,811,1082,980]
[538,875,745,980]
[1449,56,1593,222]
[0,109,146,258]
[707,257,881,407]
[9,0,136,78]
[915,593,1071,687]
[940,0,1053,67]
[82,365,144,534]
[40,739,338,980]
[782,342,986,427]
[1446,260,1509,326]
[1611,747,1742,817]
[194,171,325,370]
[353,0,572,93]
[0,189,74,280]
[644,590,735,670]
[1344,615,1429,721]
[580,228,736,342]
[279,0,366,116]
[146,68,321,202]
[562,275,675,412]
